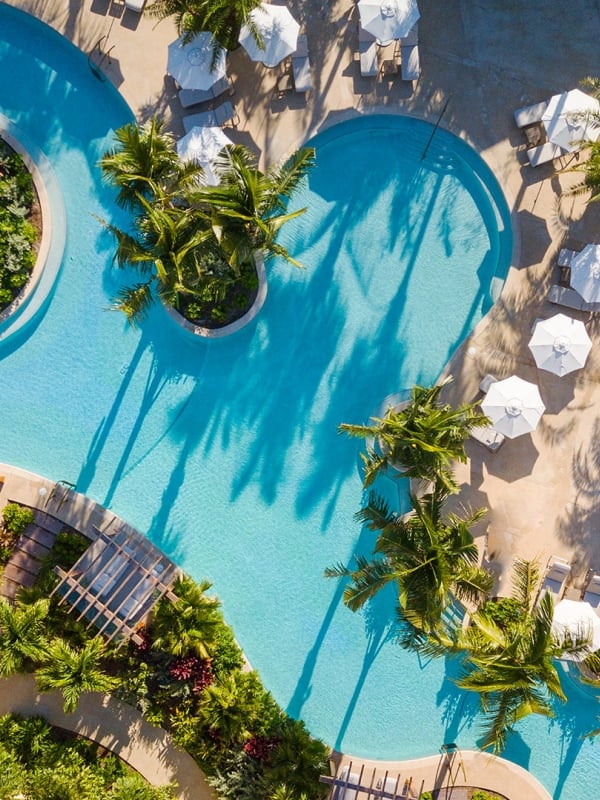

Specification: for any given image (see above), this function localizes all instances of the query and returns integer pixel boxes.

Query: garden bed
[0,137,41,310]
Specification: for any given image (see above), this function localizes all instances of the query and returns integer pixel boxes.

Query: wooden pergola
[51,524,180,646]
[320,762,424,800]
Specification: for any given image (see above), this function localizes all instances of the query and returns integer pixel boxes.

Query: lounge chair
[558,247,579,268]
[125,0,146,10]
[583,573,600,610]
[470,423,505,453]
[527,141,562,167]
[178,76,232,109]
[291,34,312,94]
[401,22,419,46]
[539,556,571,604]
[358,26,378,78]
[183,101,237,133]
[514,100,549,129]
[548,284,587,311]
[400,44,420,81]
[479,373,498,394]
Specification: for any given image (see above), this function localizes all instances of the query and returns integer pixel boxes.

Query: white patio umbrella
[570,244,600,304]
[528,313,592,377]
[542,88,600,153]
[357,0,420,45]
[176,126,232,186]
[167,33,227,90]
[552,599,600,660]
[480,376,545,439]
[238,4,300,68]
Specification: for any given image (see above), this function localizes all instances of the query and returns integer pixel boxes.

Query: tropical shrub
[0,139,37,309]
[470,791,502,800]
[2,501,34,535]
[0,713,175,799]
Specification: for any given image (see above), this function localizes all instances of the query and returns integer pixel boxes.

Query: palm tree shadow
[332,584,399,751]
[435,653,480,746]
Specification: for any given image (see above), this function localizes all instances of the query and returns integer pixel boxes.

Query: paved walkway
[0,673,211,800]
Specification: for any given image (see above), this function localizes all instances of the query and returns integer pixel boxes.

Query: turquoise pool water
[1,5,599,798]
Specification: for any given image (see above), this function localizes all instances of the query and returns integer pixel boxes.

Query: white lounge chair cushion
[125,0,146,10]
[548,284,586,311]
[527,142,561,167]
[479,374,498,394]
[558,248,579,267]
[471,424,505,452]
[400,44,420,80]
[514,100,549,128]
[359,40,378,77]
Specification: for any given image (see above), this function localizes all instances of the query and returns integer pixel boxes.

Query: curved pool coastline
[1,6,600,799]
[0,113,66,343]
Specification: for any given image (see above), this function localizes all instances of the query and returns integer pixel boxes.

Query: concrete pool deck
[5,0,600,796]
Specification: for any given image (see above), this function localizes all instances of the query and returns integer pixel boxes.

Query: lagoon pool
[1,5,599,799]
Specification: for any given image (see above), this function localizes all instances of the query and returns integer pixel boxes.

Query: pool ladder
[88,36,115,82]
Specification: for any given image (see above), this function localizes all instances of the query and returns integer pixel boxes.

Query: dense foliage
[0,139,37,308]
[0,713,174,799]
[4,538,329,800]
[99,117,314,328]
[0,502,35,562]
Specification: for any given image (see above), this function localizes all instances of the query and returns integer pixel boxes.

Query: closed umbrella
[238,4,300,68]
[480,376,545,439]
[570,244,600,304]
[542,89,600,153]
[176,126,232,186]
[167,33,227,90]
[552,599,600,660]
[528,313,592,376]
[357,0,420,45]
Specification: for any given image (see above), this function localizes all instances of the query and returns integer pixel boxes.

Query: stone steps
[0,519,60,601]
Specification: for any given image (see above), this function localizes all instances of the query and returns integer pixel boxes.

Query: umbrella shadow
[484,435,541,481]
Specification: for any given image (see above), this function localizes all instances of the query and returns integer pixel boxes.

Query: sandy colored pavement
[5,0,600,795]
[0,673,211,800]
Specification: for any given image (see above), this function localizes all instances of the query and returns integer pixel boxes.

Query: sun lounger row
[178,76,232,108]
[183,101,238,133]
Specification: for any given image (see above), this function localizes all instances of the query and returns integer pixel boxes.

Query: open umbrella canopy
[176,126,232,185]
[357,0,420,44]
[552,599,600,660]
[570,244,600,304]
[238,3,300,68]
[542,88,600,152]
[528,313,592,376]
[480,376,545,439]
[167,33,227,90]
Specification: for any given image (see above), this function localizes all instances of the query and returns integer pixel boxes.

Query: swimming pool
[1,5,599,798]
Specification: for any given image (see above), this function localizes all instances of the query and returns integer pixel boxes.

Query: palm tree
[325,488,493,647]
[451,559,588,753]
[99,117,201,210]
[0,597,49,676]
[196,671,263,745]
[150,576,221,659]
[103,197,222,324]
[100,122,314,326]
[190,144,316,274]
[35,636,118,713]
[146,0,262,52]
[339,380,489,492]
